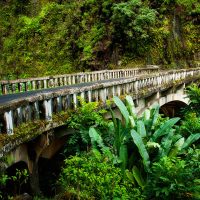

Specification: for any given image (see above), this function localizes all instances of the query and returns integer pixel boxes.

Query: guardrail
[0,67,159,95]
[0,68,199,135]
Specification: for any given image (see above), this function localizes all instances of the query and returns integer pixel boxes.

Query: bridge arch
[160,100,187,118]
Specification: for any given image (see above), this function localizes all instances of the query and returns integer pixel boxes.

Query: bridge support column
[28,132,52,195]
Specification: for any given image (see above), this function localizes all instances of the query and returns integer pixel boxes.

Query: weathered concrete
[0,67,159,95]
[0,68,200,135]
[0,68,200,174]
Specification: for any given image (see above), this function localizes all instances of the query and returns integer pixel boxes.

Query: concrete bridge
[0,67,200,192]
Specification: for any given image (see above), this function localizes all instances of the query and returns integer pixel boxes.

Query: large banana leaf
[125,95,136,118]
[131,129,150,172]
[113,96,129,127]
[137,120,146,137]
[158,129,174,158]
[168,137,185,157]
[119,144,128,175]
[132,166,145,188]
[143,109,150,121]
[125,170,136,185]
[152,117,180,141]
[129,116,135,128]
[181,133,200,149]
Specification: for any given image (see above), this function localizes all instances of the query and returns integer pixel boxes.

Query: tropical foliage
[0,0,199,78]
[1,86,200,198]
[58,150,144,200]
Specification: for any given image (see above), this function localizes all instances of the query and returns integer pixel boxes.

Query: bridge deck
[0,78,127,107]
[0,68,200,137]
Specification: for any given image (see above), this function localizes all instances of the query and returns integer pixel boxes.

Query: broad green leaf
[146,141,160,149]
[131,129,150,172]
[151,103,160,127]
[137,120,146,137]
[182,133,200,149]
[126,95,136,118]
[132,166,145,188]
[125,170,135,184]
[89,127,113,159]
[113,96,129,127]
[129,116,135,128]
[89,127,103,148]
[110,108,118,135]
[119,144,128,175]
[169,137,185,157]
[172,134,182,143]
[143,109,150,121]
[152,117,180,141]
[159,129,174,157]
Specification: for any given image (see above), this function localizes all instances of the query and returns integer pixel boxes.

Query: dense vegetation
[0,0,200,199]
[0,84,200,199]
[0,0,199,79]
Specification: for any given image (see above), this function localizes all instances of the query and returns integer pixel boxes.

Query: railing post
[57,96,62,112]
[4,111,14,135]
[44,99,52,121]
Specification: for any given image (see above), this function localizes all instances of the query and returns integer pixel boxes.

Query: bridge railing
[0,68,200,135]
[0,67,159,95]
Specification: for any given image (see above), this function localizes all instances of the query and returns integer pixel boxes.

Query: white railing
[0,68,199,135]
[0,67,158,95]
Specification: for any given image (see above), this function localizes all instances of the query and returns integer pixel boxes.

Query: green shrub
[58,150,144,200]
[145,150,200,200]
[180,112,200,138]
[64,99,108,154]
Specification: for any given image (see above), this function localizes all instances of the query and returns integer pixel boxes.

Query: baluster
[24,105,31,122]
[43,99,52,121]
[64,77,67,85]
[17,107,23,125]
[73,93,77,108]
[88,90,92,102]
[19,83,23,92]
[4,111,14,135]
[57,96,62,112]
[33,101,40,120]
[32,81,36,90]
[134,81,138,93]
[72,76,76,84]
[81,91,85,100]
[44,80,47,88]
[11,84,17,93]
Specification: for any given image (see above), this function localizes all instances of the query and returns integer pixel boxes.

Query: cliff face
[0,0,199,78]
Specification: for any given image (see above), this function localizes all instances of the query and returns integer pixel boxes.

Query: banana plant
[89,95,200,188]
[114,95,200,186]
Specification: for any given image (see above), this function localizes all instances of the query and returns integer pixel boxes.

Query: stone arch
[5,161,30,195]
[160,100,188,118]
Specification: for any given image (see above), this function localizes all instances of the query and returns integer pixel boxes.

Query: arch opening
[160,100,187,118]
[4,161,31,197]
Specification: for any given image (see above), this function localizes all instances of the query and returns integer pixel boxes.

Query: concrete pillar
[57,96,62,112]
[4,111,14,135]
[25,105,32,122]
[44,80,47,88]
[88,90,92,102]
[33,101,40,120]
[134,81,138,93]
[31,81,35,90]
[73,93,77,108]
[64,77,67,85]
[117,85,121,96]
[44,99,52,121]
